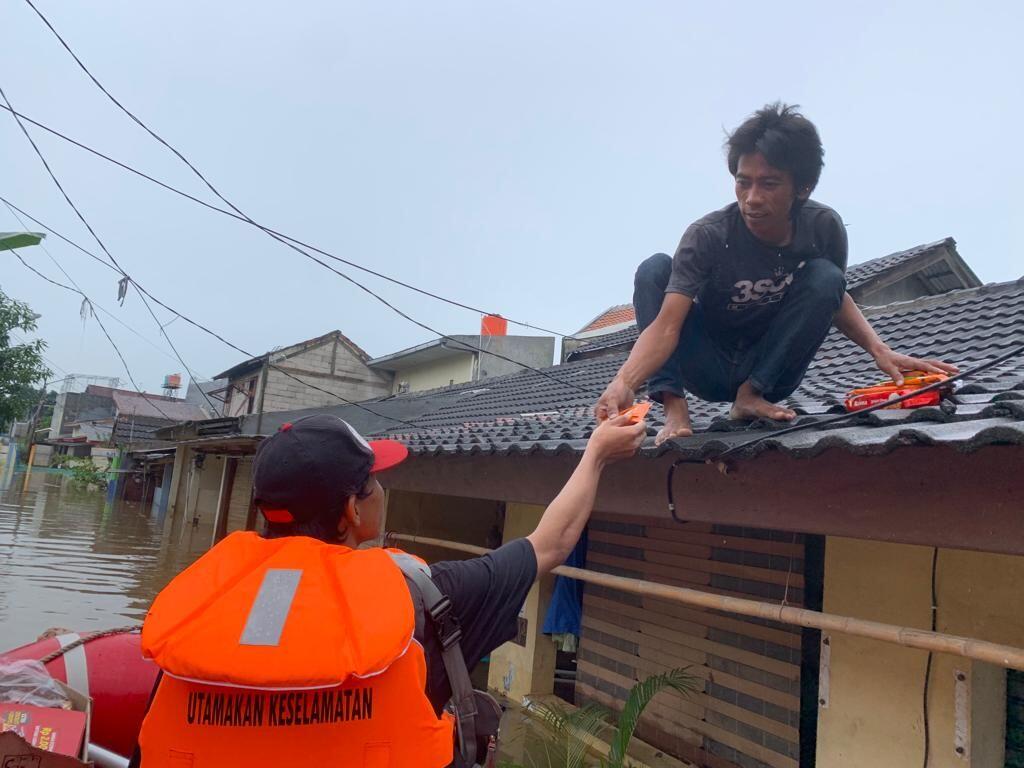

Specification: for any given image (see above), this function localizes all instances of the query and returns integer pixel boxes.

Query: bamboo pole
[389,532,1024,671]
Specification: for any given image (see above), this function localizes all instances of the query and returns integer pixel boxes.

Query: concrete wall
[858,274,931,306]
[475,336,555,380]
[486,502,556,702]
[224,457,254,534]
[167,446,224,556]
[261,366,390,413]
[386,489,503,562]
[388,336,556,394]
[259,337,392,413]
[391,354,475,394]
[49,391,115,438]
[817,537,1023,767]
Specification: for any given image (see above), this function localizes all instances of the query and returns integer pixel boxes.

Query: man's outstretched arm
[834,293,959,384]
[526,414,646,576]
[594,293,693,422]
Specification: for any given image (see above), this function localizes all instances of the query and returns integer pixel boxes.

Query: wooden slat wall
[576,512,806,768]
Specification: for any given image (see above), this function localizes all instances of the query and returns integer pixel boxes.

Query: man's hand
[586,413,649,464]
[871,345,959,386]
[527,413,647,576]
[595,378,635,423]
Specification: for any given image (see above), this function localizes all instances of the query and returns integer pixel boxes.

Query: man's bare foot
[730,380,796,422]
[655,393,694,445]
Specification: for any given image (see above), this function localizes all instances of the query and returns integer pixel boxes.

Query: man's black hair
[726,102,824,193]
[261,481,374,542]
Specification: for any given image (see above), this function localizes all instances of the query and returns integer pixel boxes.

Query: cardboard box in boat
[0,677,91,765]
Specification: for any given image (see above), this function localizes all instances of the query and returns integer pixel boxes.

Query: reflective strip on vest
[387,552,431,578]
[239,569,303,646]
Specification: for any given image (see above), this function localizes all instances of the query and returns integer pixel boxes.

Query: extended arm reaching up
[526,414,647,576]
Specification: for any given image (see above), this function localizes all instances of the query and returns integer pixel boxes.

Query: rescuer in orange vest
[133,411,646,767]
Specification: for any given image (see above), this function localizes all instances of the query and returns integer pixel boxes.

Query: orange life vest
[136,531,454,767]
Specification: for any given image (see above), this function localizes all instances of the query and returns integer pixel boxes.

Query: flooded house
[152,241,1023,768]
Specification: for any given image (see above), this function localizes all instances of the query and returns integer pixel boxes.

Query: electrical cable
[922,547,938,768]
[3,198,189,367]
[0,81,217,414]
[8,330,67,376]
[9,245,425,431]
[666,342,1024,522]
[3,195,601,428]
[0,105,591,397]
[4,198,431,430]
[8,248,176,420]
[0,99,573,339]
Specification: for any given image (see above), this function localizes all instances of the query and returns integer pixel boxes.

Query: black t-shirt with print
[665,200,848,343]
[417,537,538,714]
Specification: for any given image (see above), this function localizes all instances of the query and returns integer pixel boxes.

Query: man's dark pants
[633,254,846,404]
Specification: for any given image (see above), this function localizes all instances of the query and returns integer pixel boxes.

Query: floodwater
[0,469,564,763]
[0,470,206,649]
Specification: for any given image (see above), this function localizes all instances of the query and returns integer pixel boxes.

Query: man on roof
[132,412,645,767]
[595,102,958,443]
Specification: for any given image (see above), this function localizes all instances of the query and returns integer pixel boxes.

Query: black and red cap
[252,414,408,525]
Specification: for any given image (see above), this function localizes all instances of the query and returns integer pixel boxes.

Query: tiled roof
[350,278,1024,460]
[112,391,209,422]
[112,414,177,448]
[577,304,636,334]
[845,237,970,292]
[566,238,979,360]
[566,324,639,359]
[215,330,373,381]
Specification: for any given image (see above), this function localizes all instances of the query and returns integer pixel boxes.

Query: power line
[8,4,572,341]
[8,248,176,420]
[8,330,66,376]
[0,101,577,341]
[3,198,189,367]
[0,81,217,412]
[4,202,429,431]
[0,104,591,397]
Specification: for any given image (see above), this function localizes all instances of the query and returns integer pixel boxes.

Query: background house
[48,381,120,441]
[215,330,392,421]
[368,328,555,394]
[152,239,1022,768]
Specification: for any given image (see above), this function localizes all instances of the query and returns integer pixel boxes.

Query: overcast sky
[4,1,1022,392]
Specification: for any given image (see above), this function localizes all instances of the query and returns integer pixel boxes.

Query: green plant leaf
[607,668,699,768]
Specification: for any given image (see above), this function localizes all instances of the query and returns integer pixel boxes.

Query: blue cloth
[542,528,587,636]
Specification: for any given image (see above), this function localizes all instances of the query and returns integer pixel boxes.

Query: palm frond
[526,700,610,768]
[607,668,699,768]
[564,704,612,768]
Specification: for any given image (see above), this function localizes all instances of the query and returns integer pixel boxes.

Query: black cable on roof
[666,342,1024,523]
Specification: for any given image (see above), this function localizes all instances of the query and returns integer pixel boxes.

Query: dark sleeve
[426,539,537,695]
[819,208,848,273]
[665,222,712,297]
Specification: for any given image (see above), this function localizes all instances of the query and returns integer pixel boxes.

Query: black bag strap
[388,552,479,767]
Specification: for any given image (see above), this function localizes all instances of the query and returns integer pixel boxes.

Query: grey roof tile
[844,238,954,290]
[566,238,977,361]
[362,278,1024,459]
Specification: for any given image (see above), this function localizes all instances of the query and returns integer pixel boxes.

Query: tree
[0,289,52,430]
